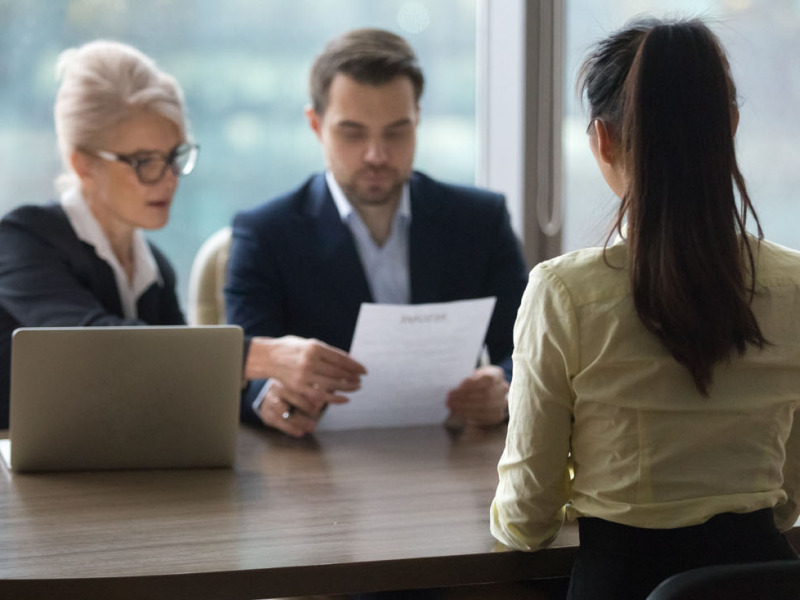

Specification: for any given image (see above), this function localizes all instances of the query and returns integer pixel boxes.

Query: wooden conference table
[0,424,578,599]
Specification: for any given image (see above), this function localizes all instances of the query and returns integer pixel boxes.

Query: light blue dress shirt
[326,171,411,305]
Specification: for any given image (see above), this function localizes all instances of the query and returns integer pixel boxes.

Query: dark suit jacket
[226,171,528,425]
[0,203,185,429]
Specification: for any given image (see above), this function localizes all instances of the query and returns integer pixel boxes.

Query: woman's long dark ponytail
[580,18,765,395]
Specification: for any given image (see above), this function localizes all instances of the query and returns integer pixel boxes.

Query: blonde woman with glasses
[0,40,196,429]
[0,40,364,432]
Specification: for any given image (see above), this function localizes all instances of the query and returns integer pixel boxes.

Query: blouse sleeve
[490,262,579,551]
[774,402,800,531]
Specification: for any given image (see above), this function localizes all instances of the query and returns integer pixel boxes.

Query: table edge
[0,547,577,599]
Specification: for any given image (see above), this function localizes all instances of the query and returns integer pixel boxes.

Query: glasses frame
[92,143,199,185]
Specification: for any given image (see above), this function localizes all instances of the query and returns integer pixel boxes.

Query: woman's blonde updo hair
[54,40,188,191]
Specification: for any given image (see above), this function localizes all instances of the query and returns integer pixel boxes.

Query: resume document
[317,297,497,431]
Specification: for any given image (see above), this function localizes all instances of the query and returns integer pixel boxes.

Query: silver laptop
[0,326,243,472]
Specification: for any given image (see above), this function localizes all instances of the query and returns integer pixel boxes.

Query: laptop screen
[5,325,243,472]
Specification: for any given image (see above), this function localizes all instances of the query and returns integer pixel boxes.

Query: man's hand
[246,335,366,405]
[446,365,508,427]
[257,378,343,438]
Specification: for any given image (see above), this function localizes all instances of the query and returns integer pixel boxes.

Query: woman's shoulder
[540,244,623,270]
[3,201,65,221]
[0,202,76,246]
[532,244,629,307]
[753,237,800,286]
[1,202,73,234]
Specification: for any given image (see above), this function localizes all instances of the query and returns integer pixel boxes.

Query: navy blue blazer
[0,203,185,429]
[226,171,528,425]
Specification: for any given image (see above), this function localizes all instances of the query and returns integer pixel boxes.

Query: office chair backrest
[188,226,232,325]
[646,560,800,600]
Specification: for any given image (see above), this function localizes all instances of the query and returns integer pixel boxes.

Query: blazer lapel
[136,283,162,323]
[47,206,125,318]
[78,242,127,317]
[307,176,373,305]
[408,175,445,304]
[85,243,164,322]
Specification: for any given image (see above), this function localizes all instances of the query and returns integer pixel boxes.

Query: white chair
[188,227,232,325]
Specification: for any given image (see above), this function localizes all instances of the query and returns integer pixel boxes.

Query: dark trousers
[567,509,798,600]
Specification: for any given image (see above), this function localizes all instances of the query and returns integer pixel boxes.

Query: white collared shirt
[326,171,411,305]
[60,187,162,320]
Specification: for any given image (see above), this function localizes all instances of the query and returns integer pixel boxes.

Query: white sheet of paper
[317,297,497,431]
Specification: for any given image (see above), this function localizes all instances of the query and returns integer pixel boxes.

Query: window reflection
[563,1,800,253]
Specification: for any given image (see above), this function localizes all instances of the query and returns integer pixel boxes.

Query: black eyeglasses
[92,143,199,185]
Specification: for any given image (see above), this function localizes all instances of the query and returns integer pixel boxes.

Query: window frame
[477,0,564,268]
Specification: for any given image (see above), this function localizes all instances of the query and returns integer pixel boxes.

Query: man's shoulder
[409,172,508,233]
[411,171,504,204]
[234,173,326,229]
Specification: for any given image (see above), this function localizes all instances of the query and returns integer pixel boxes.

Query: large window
[0,0,478,308]
[7,1,793,297]
[563,1,800,253]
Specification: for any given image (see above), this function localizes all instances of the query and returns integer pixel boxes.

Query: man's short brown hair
[309,28,425,115]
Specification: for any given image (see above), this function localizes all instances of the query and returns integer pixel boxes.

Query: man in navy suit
[226,28,528,437]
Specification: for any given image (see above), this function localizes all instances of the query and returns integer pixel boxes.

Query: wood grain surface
[0,425,578,599]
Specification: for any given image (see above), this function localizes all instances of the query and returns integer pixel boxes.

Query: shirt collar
[325,171,411,224]
[60,186,163,314]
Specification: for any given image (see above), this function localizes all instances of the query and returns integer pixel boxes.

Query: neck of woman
[83,193,136,283]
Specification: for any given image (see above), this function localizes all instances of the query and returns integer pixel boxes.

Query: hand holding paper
[316,297,497,431]
[446,364,509,426]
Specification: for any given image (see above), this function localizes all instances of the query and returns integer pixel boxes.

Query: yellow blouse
[491,239,800,551]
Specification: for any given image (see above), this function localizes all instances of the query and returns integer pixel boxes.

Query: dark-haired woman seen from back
[491,17,800,600]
